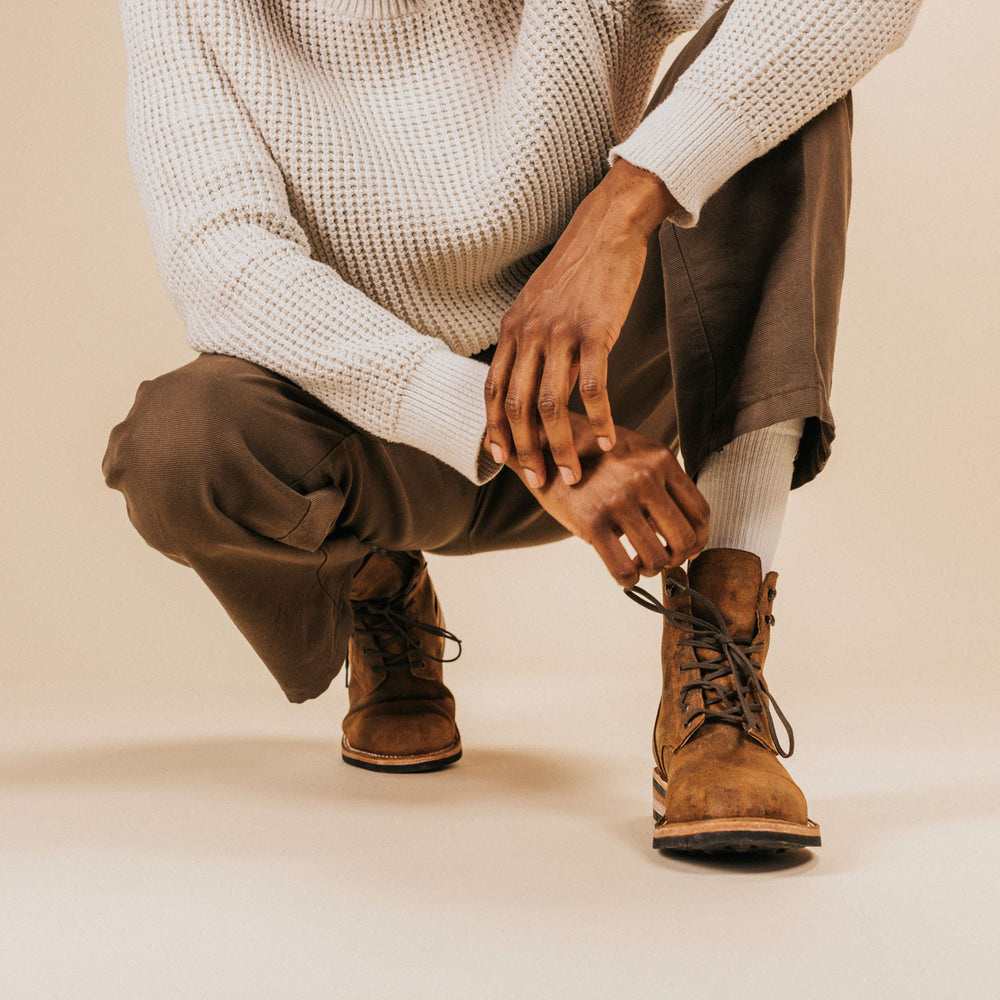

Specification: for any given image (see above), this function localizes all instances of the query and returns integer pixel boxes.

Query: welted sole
[652,769,821,853]
[341,734,462,774]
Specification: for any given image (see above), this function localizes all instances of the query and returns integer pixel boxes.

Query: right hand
[503,413,710,588]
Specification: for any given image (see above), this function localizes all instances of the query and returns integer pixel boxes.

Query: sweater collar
[327,0,431,18]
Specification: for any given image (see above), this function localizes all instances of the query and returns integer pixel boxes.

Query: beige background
[3,1,999,997]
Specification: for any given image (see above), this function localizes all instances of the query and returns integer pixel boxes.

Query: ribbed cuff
[607,79,763,228]
[392,345,504,485]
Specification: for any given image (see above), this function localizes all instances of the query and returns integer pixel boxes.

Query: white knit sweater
[120,0,921,484]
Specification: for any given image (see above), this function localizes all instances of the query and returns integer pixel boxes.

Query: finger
[646,517,672,554]
[661,460,712,554]
[483,340,516,464]
[537,344,580,485]
[579,340,616,451]
[616,511,672,577]
[591,525,641,589]
[505,346,547,488]
[642,489,702,567]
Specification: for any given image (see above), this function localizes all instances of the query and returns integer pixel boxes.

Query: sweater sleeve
[119,0,503,485]
[609,0,924,227]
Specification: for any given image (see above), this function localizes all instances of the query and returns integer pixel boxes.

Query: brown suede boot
[341,549,462,773]
[626,547,821,853]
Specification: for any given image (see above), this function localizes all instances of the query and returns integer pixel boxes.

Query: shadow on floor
[0,735,636,866]
[3,736,997,876]
[0,735,594,802]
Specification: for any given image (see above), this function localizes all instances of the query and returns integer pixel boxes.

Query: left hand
[501,411,710,587]
[484,158,679,488]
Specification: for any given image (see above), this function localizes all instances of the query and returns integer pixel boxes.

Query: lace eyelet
[768,588,777,600]
[764,614,775,625]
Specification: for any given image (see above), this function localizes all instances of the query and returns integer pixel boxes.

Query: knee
[101,356,254,546]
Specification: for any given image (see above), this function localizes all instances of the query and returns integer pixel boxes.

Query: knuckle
[504,396,525,420]
[604,490,625,513]
[545,318,572,340]
[517,316,544,340]
[483,378,501,402]
[631,466,654,489]
[579,377,606,402]
[498,313,519,338]
[537,394,563,420]
[579,317,615,341]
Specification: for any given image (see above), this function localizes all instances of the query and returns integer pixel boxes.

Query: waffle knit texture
[694,417,804,574]
[120,0,921,484]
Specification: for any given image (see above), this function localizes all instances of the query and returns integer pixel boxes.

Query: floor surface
[4,533,999,999]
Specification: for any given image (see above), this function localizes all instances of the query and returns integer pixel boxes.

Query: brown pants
[102,4,853,703]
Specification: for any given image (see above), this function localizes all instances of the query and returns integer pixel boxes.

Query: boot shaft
[347,550,457,698]
[651,549,782,771]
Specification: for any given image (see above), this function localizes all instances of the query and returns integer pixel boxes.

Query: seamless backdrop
[2,2,999,998]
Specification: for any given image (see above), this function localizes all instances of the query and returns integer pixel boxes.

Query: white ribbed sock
[693,417,805,575]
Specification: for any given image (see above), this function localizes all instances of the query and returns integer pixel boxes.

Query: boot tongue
[349,550,419,601]
[687,548,763,643]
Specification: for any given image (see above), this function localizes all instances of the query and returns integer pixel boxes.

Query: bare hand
[484,159,678,490]
[504,413,710,587]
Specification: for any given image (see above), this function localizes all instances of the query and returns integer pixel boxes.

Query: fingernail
[597,436,613,452]
[490,443,504,464]
[558,466,576,485]
[524,468,541,489]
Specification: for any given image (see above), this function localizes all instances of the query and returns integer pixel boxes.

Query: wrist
[603,158,679,238]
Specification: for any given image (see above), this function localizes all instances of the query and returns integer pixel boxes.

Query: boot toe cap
[662,747,809,826]
[344,702,458,758]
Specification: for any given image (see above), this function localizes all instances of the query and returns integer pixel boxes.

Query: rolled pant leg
[101,353,486,702]
[641,0,853,489]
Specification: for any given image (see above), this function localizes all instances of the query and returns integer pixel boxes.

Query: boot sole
[341,734,462,774]
[652,769,821,853]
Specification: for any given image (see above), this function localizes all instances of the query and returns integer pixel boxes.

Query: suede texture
[653,548,809,827]
[342,551,460,761]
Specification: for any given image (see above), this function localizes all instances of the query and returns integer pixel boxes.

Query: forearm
[608,0,924,228]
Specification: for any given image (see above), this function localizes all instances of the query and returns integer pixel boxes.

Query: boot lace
[624,578,794,758]
[345,590,462,686]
